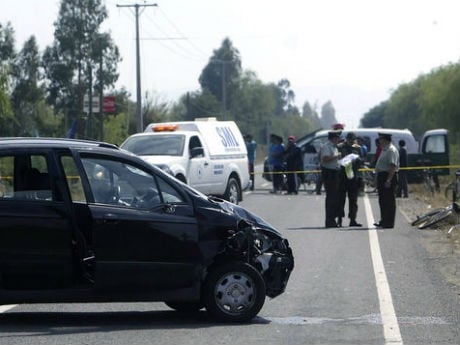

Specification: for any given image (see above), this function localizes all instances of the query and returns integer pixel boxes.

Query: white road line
[364,194,404,345]
[0,305,16,313]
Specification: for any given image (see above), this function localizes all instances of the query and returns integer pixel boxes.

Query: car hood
[206,197,283,238]
[140,155,181,165]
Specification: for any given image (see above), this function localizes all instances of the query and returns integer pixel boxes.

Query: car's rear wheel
[224,177,240,204]
[165,300,203,312]
[203,262,266,323]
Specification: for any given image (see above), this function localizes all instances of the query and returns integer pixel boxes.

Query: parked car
[0,138,294,322]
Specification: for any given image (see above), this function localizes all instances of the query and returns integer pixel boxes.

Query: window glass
[425,135,446,153]
[0,154,52,201]
[122,134,185,156]
[156,174,186,204]
[189,135,203,150]
[61,155,86,203]
[0,156,14,198]
[24,155,52,200]
[81,156,163,209]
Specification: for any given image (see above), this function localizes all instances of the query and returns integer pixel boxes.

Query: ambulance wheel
[224,177,240,204]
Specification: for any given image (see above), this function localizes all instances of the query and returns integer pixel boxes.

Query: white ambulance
[120,118,250,204]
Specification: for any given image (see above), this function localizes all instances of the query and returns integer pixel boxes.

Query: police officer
[374,132,399,228]
[320,130,342,228]
[338,132,363,227]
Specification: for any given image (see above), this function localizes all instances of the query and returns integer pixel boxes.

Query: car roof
[0,137,120,150]
[313,128,413,137]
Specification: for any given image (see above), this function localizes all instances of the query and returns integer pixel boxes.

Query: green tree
[11,36,49,136]
[320,101,337,129]
[418,64,460,142]
[42,0,120,138]
[384,80,424,135]
[230,70,277,143]
[302,100,321,129]
[0,22,15,135]
[0,66,14,134]
[176,90,222,121]
[360,101,387,128]
[142,91,172,126]
[272,79,298,116]
[0,22,15,63]
[199,37,242,116]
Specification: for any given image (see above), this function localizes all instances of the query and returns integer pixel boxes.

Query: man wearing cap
[338,132,363,227]
[285,135,303,194]
[268,134,285,194]
[374,132,399,228]
[320,130,342,228]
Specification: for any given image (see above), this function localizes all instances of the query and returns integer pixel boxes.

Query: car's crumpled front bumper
[255,238,294,298]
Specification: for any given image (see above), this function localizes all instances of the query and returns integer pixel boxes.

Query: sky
[2,0,460,128]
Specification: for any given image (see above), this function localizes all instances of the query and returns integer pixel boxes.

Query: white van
[120,118,250,204]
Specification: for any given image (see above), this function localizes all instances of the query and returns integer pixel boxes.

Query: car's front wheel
[203,262,266,322]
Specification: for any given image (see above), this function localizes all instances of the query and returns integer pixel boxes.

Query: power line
[156,7,210,58]
[143,10,205,61]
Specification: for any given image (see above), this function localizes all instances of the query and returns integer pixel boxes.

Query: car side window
[156,174,186,204]
[0,156,14,199]
[424,135,446,154]
[0,154,53,201]
[81,156,165,209]
[60,155,87,203]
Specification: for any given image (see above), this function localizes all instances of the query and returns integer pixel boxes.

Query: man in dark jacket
[285,135,303,194]
[396,139,408,198]
[338,132,363,227]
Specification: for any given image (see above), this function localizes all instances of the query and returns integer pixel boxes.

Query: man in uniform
[374,132,399,228]
[320,130,342,228]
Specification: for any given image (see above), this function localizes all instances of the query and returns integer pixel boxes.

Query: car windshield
[121,134,185,156]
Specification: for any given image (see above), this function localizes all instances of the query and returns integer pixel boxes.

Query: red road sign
[103,96,116,114]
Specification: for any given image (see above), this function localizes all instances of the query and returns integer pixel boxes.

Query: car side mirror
[190,147,204,158]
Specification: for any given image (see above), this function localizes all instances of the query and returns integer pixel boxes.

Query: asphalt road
[1,177,459,345]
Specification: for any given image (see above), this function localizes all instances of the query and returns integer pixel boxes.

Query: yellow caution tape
[257,165,460,176]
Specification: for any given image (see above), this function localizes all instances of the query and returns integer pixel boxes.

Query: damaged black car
[0,138,294,322]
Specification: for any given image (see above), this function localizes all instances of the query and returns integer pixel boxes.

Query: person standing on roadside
[285,135,303,194]
[338,132,363,227]
[396,139,408,198]
[268,134,285,194]
[374,133,399,228]
[245,134,257,191]
[320,130,342,228]
[372,138,382,167]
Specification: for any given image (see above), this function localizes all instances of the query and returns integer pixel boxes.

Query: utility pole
[211,58,232,120]
[117,2,157,132]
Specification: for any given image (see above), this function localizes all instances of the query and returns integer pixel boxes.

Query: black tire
[411,207,445,227]
[224,177,241,205]
[165,300,203,312]
[417,207,452,229]
[203,262,266,323]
